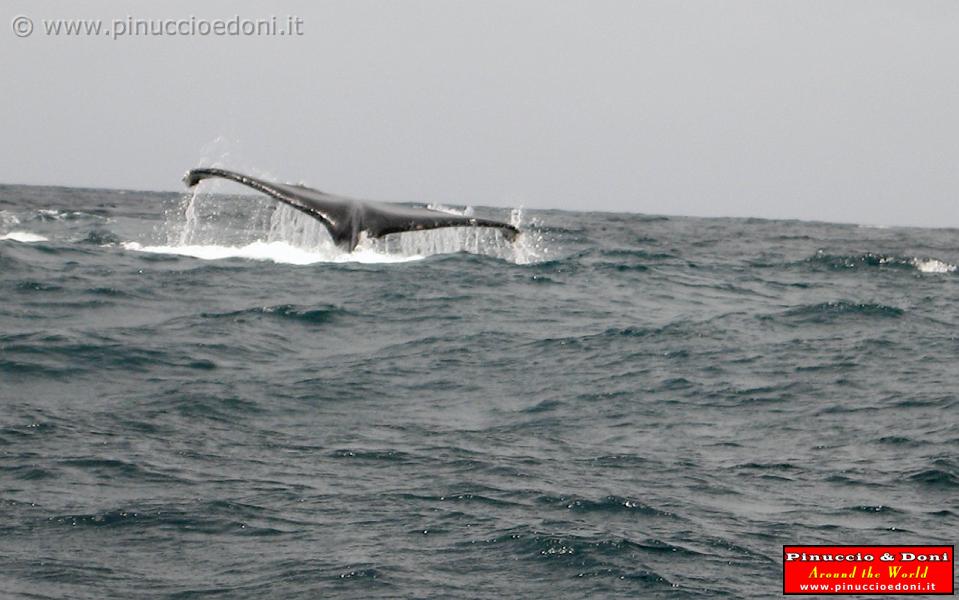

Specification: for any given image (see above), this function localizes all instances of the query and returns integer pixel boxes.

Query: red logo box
[783,545,954,595]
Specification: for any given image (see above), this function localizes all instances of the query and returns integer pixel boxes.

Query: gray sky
[3,0,957,227]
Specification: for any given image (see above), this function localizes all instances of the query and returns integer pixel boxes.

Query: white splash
[123,240,423,265]
[0,231,48,243]
[159,175,552,265]
[912,258,957,274]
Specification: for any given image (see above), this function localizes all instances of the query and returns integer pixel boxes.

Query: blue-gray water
[1,183,956,599]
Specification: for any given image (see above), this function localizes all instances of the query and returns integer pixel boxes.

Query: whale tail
[183,168,519,251]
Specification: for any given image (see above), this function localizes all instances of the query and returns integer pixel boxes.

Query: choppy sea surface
[1,182,956,599]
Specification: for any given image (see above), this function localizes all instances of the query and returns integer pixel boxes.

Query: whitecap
[911,258,957,274]
[0,231,49,243]
[0,211,20,226]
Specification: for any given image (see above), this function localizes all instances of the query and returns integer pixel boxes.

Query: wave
[469,528,687,583]
[908,468,959,487]
[0,332,224,376]
[906,458,959,488]
[538,494,677,518]
[770,301,904,323]
[14,280,64,292]
[34,208,105,222]
[201,304,345,325]
[804,251,956,274]
[40,499,298,536]
[81,229,122,246]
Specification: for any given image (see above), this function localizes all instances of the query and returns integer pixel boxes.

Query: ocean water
[1,182,956,599]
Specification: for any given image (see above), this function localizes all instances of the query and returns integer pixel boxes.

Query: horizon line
[0,179,954,233]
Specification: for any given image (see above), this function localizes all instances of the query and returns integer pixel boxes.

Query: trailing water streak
[162,191,549,264]
[182,168,520,251]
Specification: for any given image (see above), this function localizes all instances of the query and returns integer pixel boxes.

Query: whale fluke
[182,168,519,251]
